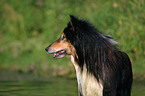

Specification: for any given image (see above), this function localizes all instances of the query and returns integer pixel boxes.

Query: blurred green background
[0,0,145,79]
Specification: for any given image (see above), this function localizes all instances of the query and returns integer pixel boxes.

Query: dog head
[45,15,78,59]
[45,33,74,58]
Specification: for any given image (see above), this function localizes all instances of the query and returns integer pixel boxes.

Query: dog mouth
[53,50,67,59]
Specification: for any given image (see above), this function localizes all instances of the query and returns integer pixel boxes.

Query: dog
[45,15,133,96]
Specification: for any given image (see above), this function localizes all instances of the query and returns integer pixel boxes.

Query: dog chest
[71,56,103,96]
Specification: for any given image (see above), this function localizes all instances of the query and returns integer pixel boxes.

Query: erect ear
[69,15,78,24]
[69,15,78,31]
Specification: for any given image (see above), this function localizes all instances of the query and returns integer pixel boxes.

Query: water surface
[0,78,145,96]
[0,70,144,96]
[0,78,78,96]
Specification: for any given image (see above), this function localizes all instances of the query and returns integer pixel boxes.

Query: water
[0,78,78,96]
[132,80,145,96]
[0,77,145,96]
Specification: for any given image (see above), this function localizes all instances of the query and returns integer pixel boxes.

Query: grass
[0,0,145,77]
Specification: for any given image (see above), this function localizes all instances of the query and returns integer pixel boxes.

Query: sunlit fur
[45,15,133,96]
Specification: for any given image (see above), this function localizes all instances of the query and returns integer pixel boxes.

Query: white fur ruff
[71,55,103,96]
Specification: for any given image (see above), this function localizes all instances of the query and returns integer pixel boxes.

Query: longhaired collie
[45,15,133,96]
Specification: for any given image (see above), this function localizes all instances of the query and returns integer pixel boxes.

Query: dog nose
[45,47,48,52]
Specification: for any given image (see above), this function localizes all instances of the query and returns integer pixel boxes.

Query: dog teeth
[54,50,66,58]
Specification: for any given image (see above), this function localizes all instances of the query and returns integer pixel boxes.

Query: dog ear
[69,15,78,31]
[70,15,78,24]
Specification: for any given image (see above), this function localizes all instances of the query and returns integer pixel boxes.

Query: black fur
[64,15,133,96]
